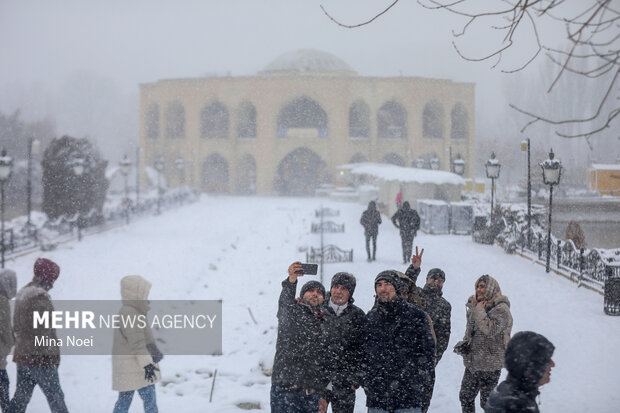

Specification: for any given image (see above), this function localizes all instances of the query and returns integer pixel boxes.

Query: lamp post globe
[453,155,465,176]
[0,149,13,268]
[540,148,562,273]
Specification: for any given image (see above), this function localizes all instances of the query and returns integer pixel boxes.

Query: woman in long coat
[112,275,161,413]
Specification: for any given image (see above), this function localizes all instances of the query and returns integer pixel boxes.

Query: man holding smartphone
[270,262,329,413]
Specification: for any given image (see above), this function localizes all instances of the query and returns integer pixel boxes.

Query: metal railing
[1,188,198,259]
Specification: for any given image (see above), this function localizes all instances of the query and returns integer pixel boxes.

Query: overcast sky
[0,0,580,163]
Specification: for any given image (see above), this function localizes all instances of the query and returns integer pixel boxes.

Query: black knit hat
[331,272,356,297]
[427,268,446,281]
[374,270,401,291]
[300,281,326,299]
[505,331,555,389]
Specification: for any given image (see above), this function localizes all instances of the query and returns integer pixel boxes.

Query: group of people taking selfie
[270,247,555,413]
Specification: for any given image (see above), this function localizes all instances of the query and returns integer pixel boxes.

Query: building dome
[260,49,357,76]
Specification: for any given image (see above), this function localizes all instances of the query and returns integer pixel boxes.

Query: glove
[144,363,160,383]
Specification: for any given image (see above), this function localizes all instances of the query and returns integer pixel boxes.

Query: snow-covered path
[5,196,618,412]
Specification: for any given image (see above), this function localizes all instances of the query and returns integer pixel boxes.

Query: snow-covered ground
[5,195,618,412]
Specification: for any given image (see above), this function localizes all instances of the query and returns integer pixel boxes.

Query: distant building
[139,49,476,195]
[587,164,620,196]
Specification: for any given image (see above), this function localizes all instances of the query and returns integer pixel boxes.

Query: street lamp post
[540,148,562,273]
[485,152,501,224]
[0,150,13,268]
[453,154,465,176]
[120,154,132,224]
[135,147,141,206]
[71,157,85,241]
[175,157,185,186]
[26,138,40,228]
[521,138,532,244]
[154,156,165,214]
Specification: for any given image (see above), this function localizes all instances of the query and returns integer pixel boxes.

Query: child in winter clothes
[112,275,162,413]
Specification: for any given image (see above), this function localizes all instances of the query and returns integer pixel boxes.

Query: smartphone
[295,263,318,275]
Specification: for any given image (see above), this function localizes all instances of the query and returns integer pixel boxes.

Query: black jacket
[391,205,420,235]
[420,283,452,363]
[360,207,382,236]
[363,298,436,411]
[323,300,366,390]
[271,278,329,392]
[485,331,555,413]
[405,265,452,363]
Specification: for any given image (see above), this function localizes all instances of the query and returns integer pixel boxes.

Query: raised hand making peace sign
[411,246,424,268]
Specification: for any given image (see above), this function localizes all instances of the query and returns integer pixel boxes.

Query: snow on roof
[591,163,620,170]
[340,162,466,185]
[260,49,357,76]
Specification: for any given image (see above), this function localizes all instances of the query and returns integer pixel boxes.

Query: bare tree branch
[319,0,401,28]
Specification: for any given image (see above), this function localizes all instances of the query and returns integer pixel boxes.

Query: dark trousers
[270,384,321,413]
[400,232,414,263]
[7,365,69,413]
[422,368,435,413]
[326,387,355,413]
[365,233,377,260]
[0,370,9,413]
[459,368,501,413]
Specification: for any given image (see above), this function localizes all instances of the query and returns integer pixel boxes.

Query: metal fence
[1,188,198,259]
[484,205,620,290]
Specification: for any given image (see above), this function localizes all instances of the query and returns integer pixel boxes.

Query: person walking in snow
[458,275,513,413]
[391,201,421,264]
[0,269,16,413]
[363,270,435,413]
[8,258,69,413]
[112,275,162,413]
[485,331,555,413]
[270,262,329,413]
[322,272,365,413]
[360,201,382,262]
[403,248,452,412]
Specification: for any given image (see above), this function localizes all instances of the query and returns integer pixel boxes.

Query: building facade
[139,49,476,195]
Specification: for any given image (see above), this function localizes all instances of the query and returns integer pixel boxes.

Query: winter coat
[271,278,329,393]
[13,281,60,366]
[391,203,420,235]
[360,202,382,236]
[363,298,436,411]
[462,275,513,373]
[0,269,16,369]
[420,283,452,363]
[323,299,366,390]
[485,332,555,413]
[112,275,161,392]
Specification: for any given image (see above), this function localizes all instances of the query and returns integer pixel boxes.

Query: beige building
[139,49,476,195]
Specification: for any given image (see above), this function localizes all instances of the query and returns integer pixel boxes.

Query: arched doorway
[202,154,229,193]
[276,148,329,195]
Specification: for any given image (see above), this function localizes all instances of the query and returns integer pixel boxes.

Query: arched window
[382,153,405,166]
[202,153,229,193]
[237,101,257,139]
[377,101,407,139]
[201,102,230,139]
[165,101,185,140]
[451,103,468,140]
[146,104,159,140]
[349,100,370,138]
[277,97,328,138]
[237,154,257,194]
[423,100,444,139]
[275,147,329,195]
[349,153,368,163]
